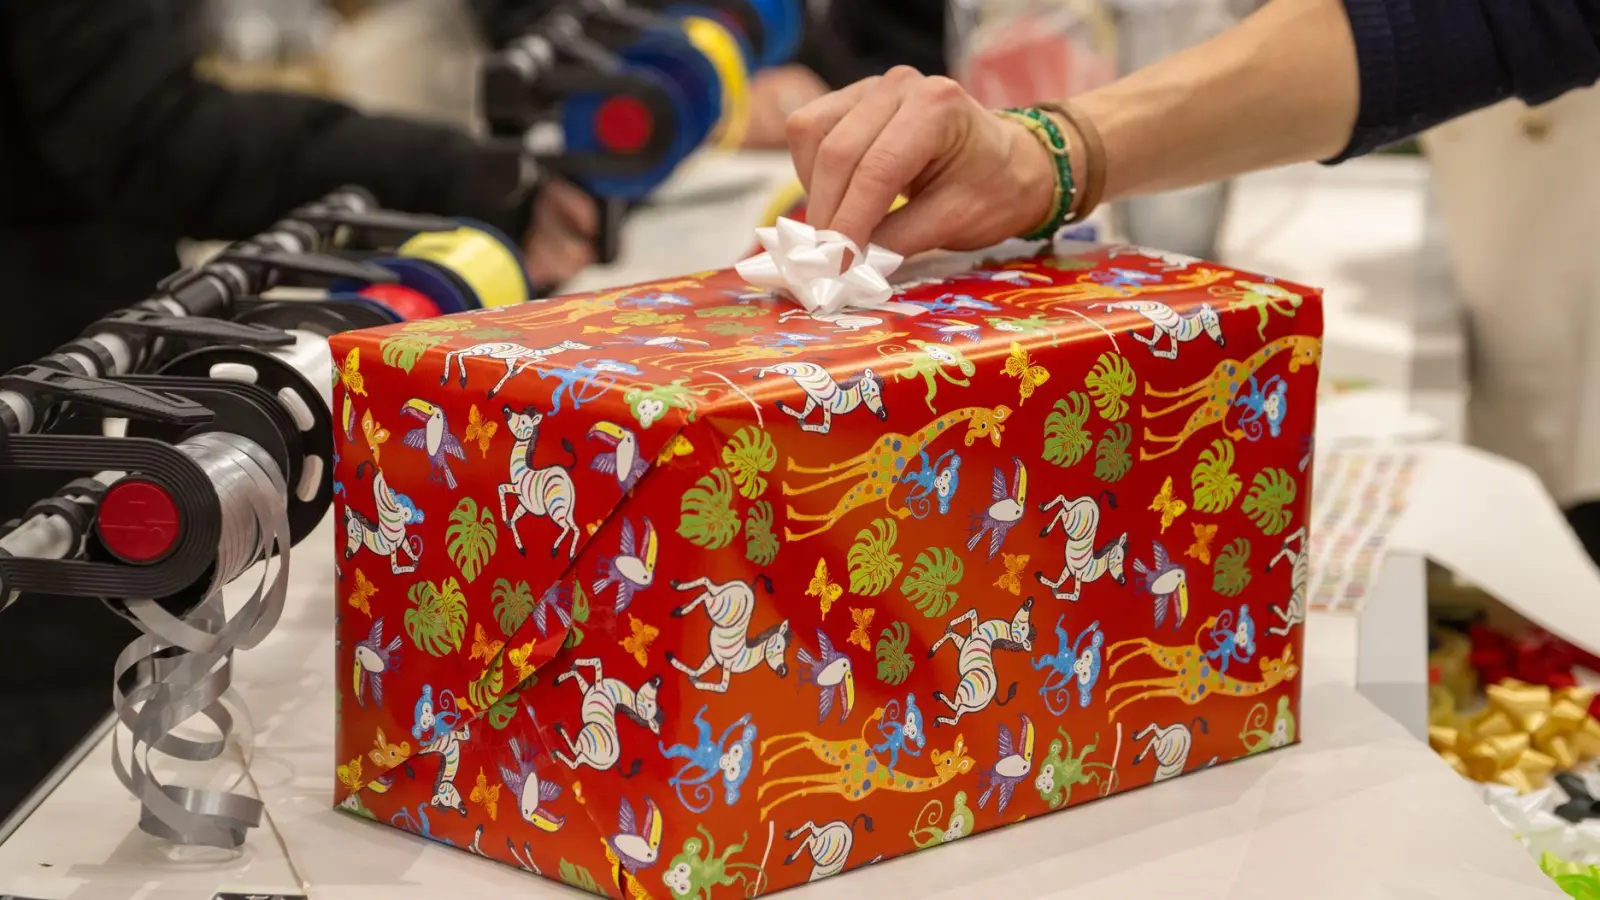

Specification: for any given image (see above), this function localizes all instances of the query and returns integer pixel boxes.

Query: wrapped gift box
[330,240,1322,897]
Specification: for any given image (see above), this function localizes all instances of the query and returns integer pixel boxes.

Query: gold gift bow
[1428,680,1600,793]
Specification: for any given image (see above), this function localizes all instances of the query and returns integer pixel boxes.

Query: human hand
[786,67,1060,257]
[523,179,598,287]
[742,64,830,149]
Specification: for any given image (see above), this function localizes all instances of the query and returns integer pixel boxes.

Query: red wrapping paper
[330,243,1323,897]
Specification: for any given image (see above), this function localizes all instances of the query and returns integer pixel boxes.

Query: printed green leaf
[704,321,762,336]
[1242,468,1297,536]
[491,579,534,636]
[565,584,589,649]
[402,318,475,333]
[1085,352,1136,421]
[875,621,914,685]
[696,305,765,318]
[571,582,591,623]
[901,548,964,618]
[467,656,505,712]
[1191,439,1243,513]
[463,326,520,341]
[404,578,468,657]
[678,467,739,549]
[488,691,519,730]
[1094,423,1134,483]
[379,334,447,374]
[446,498,497,583]
[613,310,684,327]
[1213,538,1253,597]
[847,518,903,596]
[1043,392,1093,467]
[745,501,780,565]
[721,426,777,500]
[559,859,603,895]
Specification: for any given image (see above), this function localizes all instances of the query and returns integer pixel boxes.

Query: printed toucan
[588,420,649,493]
[353,617,402,708]
[978,715,1037,815]
[968,456,1028,561]
[593,517,659,614]
[797,628,856,724]
[400,397,466,489]
[1134,541,1190,630]
[606,796,664,873]
[499,737,566,833]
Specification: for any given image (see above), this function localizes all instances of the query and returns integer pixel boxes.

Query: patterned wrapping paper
[329,241,1323,898]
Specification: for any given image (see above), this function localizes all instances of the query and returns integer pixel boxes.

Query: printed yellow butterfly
[621,615,659,667]
[336,756,363,792]
[337,348,367,440]
[362,410,390,465]
[346,568,377,616]
[1150,476,1188,533]
[508,641,538,682]
[994,553,1031,596]
[1187,522,1219,564]
[464,404,498,458]
[848,607,875,651]
[470,768,501,821]
[574,780,586,805]
[470,623,505,664]
[656,434,695,464]
[806,558,844,620]
[1001,341,1052,405]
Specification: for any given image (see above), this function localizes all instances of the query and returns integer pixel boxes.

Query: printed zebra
[744,362,887,435]
[499,405,581,559]
[1094,299,1225,360]
[343,461,423,575]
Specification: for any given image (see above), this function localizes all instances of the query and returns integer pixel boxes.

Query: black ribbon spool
[233,298,398,335]
[112,377,297,622]
[159,347,333,545]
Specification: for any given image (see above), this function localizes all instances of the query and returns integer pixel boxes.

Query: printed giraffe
[781,405,1011,541]
[498,279,703,327]
[758,707,975,820]
[1139,334,1321,461]
[988,267,1236,310]
[1101,617,1300,721]
[639,330,905,373]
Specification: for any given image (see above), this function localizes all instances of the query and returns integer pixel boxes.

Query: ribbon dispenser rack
[481,0,802,263]
[0,186,526,849]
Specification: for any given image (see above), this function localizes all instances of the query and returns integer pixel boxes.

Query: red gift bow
[1469,625,1600,716]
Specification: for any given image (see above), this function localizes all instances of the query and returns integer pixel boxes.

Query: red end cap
[595,95,653,154]
[96,478,182,565]
[361,283,442,321]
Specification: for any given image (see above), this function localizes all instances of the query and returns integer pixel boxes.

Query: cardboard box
[330,241,1322,897]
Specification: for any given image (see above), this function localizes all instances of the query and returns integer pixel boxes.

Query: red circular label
[97,479,182,564]
[595,95,654,154]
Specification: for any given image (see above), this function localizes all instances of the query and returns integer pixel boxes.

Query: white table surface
[0,155,1555,898]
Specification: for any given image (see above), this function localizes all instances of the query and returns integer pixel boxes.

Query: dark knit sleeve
[1330,0,1600,161]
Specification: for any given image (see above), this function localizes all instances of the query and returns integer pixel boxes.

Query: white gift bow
[1481,783,1600,865]
[736,217,926,317]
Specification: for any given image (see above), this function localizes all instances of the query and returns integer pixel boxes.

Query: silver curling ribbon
[110,431,292,848]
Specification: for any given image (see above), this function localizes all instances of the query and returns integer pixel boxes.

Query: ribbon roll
[736,217,922,317]
[110,431,292,849]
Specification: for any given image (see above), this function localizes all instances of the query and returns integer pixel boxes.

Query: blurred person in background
[783,0,1600,552]
[0,0,596,379]
[0,0,591,822]
[743,0,946,147]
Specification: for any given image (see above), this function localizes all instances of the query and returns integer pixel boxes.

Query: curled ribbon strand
[735,217,923,317]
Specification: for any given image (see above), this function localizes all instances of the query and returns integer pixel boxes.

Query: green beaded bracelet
[996,106,1078,241]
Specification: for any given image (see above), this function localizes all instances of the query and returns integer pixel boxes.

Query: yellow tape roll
[397,225,530,309]
[682,16,751,150]
[758,180,910,228]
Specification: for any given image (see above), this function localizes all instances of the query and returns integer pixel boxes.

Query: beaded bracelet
[995,106,1077,241]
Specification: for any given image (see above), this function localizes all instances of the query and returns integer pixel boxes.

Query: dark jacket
[0,0,533,375]
[796,0,946,89]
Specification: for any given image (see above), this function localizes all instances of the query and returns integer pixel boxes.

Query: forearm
[1068,0,1359,203]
